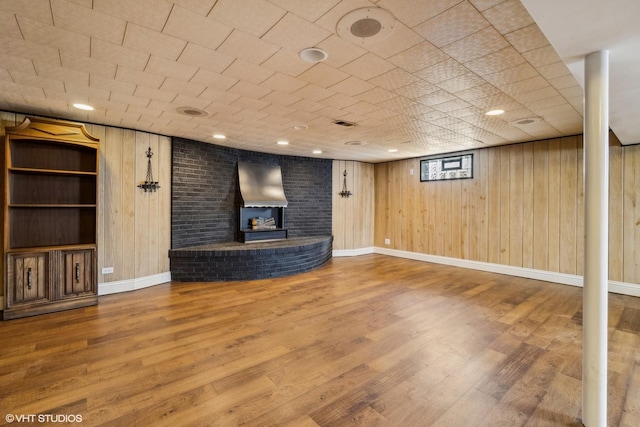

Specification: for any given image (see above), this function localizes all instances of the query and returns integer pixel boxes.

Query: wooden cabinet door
[60,249,95,298]
[6,253,50,307]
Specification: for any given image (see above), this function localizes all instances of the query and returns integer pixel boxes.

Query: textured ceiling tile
[344,101,382,116]
[123,25,186,62]
[365,23,424,59]
[482,62,538,86]
[216,30,280,65]
[163,5,232,49]
[482,0,534,35]
[414,89,458,107]
[90,75,135,95]
[317,35,367,68]
[292,84,335,102]
[170,0,217,16]
[357,87,397,104]
[198,89,240,107]
[436,73,486,93]
[392,80,439,99]
[3,0,53,24]
[0,10,23,39]
[288,98,325,113]
[17,16,90,56]
[267,0,340,23]
[504,24,550,54]
[110,91,151,108]
[389,41,450,73]
[329,76,376,96]
[521,45,563,68]
[260,49,315,77]
[378,0,465,28]
[134,85,177,103]
[464,46,526,76]
[414,58,469,84]
[116,67,165,90]
[442,26,508,63]
[177,43,235,74]
[11,72,66,94]
[159,78,207,98]
[64,81,110,100]
[60,52,117,79]
[34,62,89,85]
[313,0,378,32]
[260,90,302,107]
[537,61,572,80]
[370,67,419,90]
[92,39,150,71]
[298,63,350,88]
[549,75,580,91]
[339,53,396,81]
[501,75,548,97]
[227,80,272,99]
[320,93,360,109]
[208,0,286,37]
[51,0,126,45]
[414,1,490,47]
[262,12,331,53]
[223,59,274,85]
[0,34,60,66]
[145,56,198,82]
[261,72,308,94]
[94,0,173,32]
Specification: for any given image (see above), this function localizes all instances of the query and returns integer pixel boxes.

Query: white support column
[582,50,609,427]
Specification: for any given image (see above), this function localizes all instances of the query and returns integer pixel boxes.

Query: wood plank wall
[332,160,375,251]
[374,135,640,287]
[0,112,171,293]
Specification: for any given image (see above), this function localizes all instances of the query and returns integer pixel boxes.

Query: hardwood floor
[1,254,639,426]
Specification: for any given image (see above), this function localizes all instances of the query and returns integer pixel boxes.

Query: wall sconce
[338,169,352,198]
[137,146,161,192]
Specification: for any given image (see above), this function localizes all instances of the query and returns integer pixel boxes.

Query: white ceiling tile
[177,43,235,74]
[482,0,535,35]
[0,52,36,76]
[435,73,486,93]
[468,0,506,12]
[320,93,360,109]
[3,0,53,24]
[163,5,232,50]
[17,16,90,56]
[414,1,490,47]
[227,80,272,99]
[340,53,396,80]
[109,91,150,108]
[61,52,117,79]
[34,62,89,85]
[267,0,341,22]
[329,76,376,96]
[159,78,206,98]
[134,86,176,103]
[208,0,286,38]
[365,23,424,59]
[482,62,538,86]
[521,45,563,68]
[464,46,526,76]
[414,58,468,84]
[288,98,325,113]
[388,41,449,73]
[393,80,439,99]
[317,35,368,68]
[170,0,217,16]
[190,69,238,91]
[260,90,302,107]
[378,0,465,28]
[11,72,66,94]
[146,56,198,82]
[292,84,336,101]
[500,75,549,97]
[262,13,332,53]
[171,94,211,111]
[260,49,315,77]
[216,30,280,65]
[369,67,419,90]
[357,87,397,104]
[261,73,308,94]
[313,0,377,32]
[504,24,550,54]
[223,59,274,85]
[92,39,150,71]
[94,0,173,32]
[343,101,380,115]
[537,61,572,80]
[298,63,350,88]
[90,75,135,95]
[116,67,165,89]
[558,85,583,99]
[442,26,508,63]
[198,89,240,107]
[51,0,125,45]
[64,81,111,100]
[0,10,23,39]
[123,24,186,61]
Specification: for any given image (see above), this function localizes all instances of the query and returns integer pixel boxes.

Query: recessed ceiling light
[213,134,226,140]
[293,125,308,131]
[313,150,322,154]
[176,106,209,117]
[277,140,289,145]
[388,148,398,153]
[485,109,505,116]
[73,103,94,111]
[300,47,328,63]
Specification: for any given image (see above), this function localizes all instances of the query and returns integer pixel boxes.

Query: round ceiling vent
[176,106,209,117]
[337,7,396,45]
[509,117,542,126]
[300,47,328,63]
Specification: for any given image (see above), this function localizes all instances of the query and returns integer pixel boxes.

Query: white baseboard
[374,247,640,298]
[333,247,375,257]
[98,272,172,296]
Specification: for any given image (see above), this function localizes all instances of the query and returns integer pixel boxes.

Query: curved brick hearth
[169,236,333,282]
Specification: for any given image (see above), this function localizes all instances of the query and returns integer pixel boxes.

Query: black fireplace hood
[238,161,288,208]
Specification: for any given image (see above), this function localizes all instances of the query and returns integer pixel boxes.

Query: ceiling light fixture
[337,7,396,45]
[485,109,505,116]
[300,47,328,63]
[176,106,209,117]
[277,140,289,145]
[313,150,322,154]
[293,125,308,131]
[72,103,94,111]
[213,134,226,140]
[388,148,398,153]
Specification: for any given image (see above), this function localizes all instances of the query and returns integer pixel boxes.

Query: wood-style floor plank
[1,254,639,426]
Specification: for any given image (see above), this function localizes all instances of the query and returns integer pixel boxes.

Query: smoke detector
[337,7,396,45]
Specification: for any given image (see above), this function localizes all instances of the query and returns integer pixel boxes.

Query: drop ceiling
[0,0,634,162]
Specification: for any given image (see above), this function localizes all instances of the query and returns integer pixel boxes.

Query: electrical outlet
[410,168,414,175]
[102,267,114,274]
[384,238,391,245]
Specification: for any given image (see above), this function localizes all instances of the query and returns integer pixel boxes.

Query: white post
[582,50,609,427]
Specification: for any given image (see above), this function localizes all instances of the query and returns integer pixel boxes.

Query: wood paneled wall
[332,160,375,251]
[375,135,640,286]
[0,112,171,292]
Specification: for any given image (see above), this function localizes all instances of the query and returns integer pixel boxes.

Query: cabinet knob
[75,263,80,283]
[27,267,32,289]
